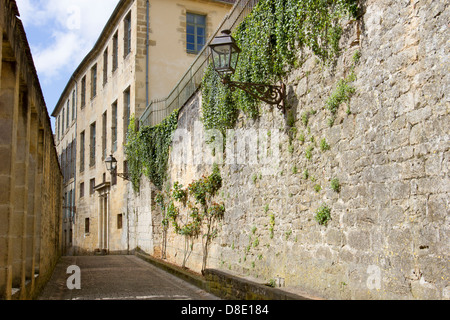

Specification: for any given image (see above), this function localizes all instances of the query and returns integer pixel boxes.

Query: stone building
[51,0,235,254]
[0,0,63,299]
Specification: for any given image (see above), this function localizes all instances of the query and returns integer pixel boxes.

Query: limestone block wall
[0,0,63,300]
[133,0,448,300]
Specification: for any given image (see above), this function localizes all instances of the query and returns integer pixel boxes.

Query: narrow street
[38,255,219,300]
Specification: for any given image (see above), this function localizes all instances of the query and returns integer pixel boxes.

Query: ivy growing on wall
[201,0,359,132]
[124,116,143,192]
[125,110,179,192]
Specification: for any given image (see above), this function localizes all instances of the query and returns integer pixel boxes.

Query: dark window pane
[187,34,195,44]
[187,25,195,35]
[196,15,206,25]
[197,27,205,36]
[186,13,195,24]
[187,43,195,52]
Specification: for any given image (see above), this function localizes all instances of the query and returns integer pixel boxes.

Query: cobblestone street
[38,255,219,300]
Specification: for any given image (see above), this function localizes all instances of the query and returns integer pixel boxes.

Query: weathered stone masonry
[130,0,449,299]
[0,0,63,300]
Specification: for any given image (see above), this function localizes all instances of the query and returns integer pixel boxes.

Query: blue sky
[15,0,119,131]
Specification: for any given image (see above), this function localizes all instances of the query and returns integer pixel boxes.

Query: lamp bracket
[222,77,285,113]
[117,172,131,181]
[109,167,131,181]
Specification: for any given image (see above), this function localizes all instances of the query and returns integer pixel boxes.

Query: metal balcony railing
[139,0,259,128]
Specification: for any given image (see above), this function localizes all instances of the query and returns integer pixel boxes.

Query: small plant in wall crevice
[314,203,331,226]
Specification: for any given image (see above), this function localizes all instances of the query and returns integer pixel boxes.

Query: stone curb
[134,251,312,300]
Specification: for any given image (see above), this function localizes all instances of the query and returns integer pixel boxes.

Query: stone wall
[132,0,449,299]
[0,0,63,300]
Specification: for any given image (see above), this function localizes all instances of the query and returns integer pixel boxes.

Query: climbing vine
[155,164,225,271]
[125,109,179,192]
[201,0,359,132]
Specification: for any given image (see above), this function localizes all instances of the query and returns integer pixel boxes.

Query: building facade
[1,0,63,299]
[52,0,234,255]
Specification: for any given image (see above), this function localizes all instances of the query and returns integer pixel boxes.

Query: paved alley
[38,255,219,300]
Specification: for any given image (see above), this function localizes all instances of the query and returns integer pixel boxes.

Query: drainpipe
[146,0,149,107]
[71,75,78,256]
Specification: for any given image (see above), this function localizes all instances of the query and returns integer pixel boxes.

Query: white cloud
[16,0,50,27]
[16,0,119,81]
[32,32,84,79]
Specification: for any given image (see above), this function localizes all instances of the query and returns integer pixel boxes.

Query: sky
[15,0,120,131]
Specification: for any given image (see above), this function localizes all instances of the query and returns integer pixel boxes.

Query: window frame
[111,101,118,153]
[102,111,107,160]
[186,12,207,54]
[117,214,123,229]
[124,12,132,57]
[80,182,85,198]
[72,89,76,121]
[112,31,119,72]
[81,76,86,108]
[90,122,96,168]
[61,108,65,135]
[123,87,131,143]
[80,130,85,173]
[91,64,97,99]
[103,48,108,86]
[66,100,70,126]
[89,178,96,196]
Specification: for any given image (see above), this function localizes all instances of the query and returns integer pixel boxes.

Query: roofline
[50,0,235,117]
[51,0,131,117]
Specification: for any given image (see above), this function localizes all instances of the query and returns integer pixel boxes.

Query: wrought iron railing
[139,0,259,127]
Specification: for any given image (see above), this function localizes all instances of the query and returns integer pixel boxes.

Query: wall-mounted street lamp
[208,30,286,113]
[105,154,130,181]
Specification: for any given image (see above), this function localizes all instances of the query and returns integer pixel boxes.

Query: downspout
[146,0,149,107]
[71,75,78,255]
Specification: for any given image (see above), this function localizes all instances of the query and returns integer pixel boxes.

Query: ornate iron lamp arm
[222,77,286,113]
[117,172,131,181]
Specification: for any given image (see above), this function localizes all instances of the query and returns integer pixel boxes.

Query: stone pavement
[37,255,219,300]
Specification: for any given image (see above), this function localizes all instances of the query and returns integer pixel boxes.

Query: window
[69,139,75,180]
[112,31,118,72]
[102,111,107,160]
[124,12,131,57]
[66,100,70,125]
[123,88,130,141]
[72,90,76,120]
[64,192,67,219]
[186,13,206,54]
[81,76,86,108]
[117,214,123,229]
[61,108,65,134]
[80,131,85,172]
[57,116,60,141]
[68,190,72,219]
[89,178,95,195]
[91,64,97,99]
[103,48,108,85]
[111,101,118,153]
[80,182,85,198]
[85,218,90,233]
[90,122,96,167]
